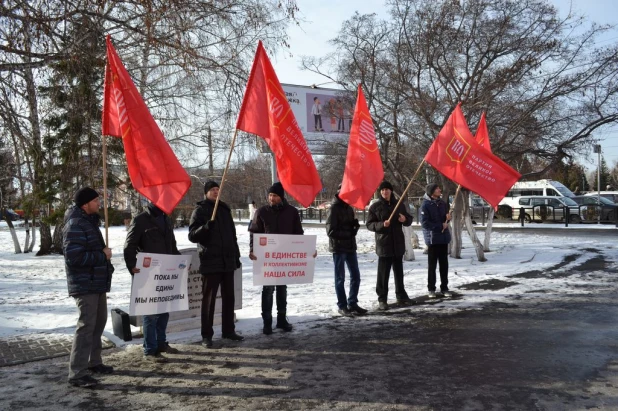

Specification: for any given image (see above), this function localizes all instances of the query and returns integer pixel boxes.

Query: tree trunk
[52,218,65,254]
[410,228,420,249]
[462,191,486,262]
[37,221,52,256]
[27,214,36,252]
[483,208,495,252]
[449,192,465,259]
[4,213,22,254]
[23,217,30,253]
[403,226,415,261]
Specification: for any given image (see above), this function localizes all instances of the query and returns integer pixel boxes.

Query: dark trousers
[201,272,235,339]
[262,285,287,319]
[376,256,408,302]
[338,117,345,131]
[333,252,361,309]
[428,244,449,292]
[68,293,107,379]
[142,313,169,355]
[314,114,322,130]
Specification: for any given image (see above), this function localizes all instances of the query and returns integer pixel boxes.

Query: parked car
[583,191,618,204]
[572,195,618,222]
[510,196,584,223]
[3,208,20,221]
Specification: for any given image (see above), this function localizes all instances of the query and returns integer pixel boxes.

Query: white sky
[272,0,618,170]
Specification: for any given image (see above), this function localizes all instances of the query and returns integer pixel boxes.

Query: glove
[205,220,215,230]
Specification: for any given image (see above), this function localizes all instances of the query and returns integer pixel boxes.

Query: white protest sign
[129,252,190,316]
[252,234,316,285]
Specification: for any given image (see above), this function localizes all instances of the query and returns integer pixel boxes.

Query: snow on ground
[1,220,617,347]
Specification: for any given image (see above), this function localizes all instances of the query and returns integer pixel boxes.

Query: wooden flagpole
[102,134,109,245]
[387,160,426,223]
[212,129,240,221]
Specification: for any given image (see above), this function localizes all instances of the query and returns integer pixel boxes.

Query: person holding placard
[249,182,303,335]
[124,203,181,362]
[189,181,244,348]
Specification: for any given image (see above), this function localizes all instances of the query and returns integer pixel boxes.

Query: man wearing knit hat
[366,181,414,310]
[420,183,452,298]
[249,182,303,334]
[63,187,114,387]
[189,180,244,348]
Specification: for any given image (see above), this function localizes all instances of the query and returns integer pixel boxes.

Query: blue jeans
[333,252,361,309]
[142,313,169,355]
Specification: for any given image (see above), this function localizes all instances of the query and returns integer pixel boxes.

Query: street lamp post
[593,144,602,224]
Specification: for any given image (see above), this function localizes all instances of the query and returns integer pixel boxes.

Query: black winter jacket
[62,206,114,296]
[249,199,303,251]
[420,194,451,245]
[366,196,413,257]
[188,199,241,275]
[326,195,359,253]
[124,205,180,271]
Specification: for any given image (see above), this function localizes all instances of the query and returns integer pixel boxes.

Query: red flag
[338,85,383,209]
[424,104,521,208]
[236,41,321,207]
[102,36,191,215]
[475,112,492,152]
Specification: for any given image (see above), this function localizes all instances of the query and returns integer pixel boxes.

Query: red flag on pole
[475,112,492,152]
[424,104,521,208]
[236,41,322,207]
[338,85,384,209]
[102,35,191,215]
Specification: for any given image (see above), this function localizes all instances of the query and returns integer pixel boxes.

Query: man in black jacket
[366,181,414,310]
[326,188,367,316]
[63,187,114,388]
[124,203,181,361]
[189,181,244,348]
[249,182,303,335]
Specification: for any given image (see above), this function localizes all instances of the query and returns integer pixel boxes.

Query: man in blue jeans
[124,203,181,362]
[326,187,367,316]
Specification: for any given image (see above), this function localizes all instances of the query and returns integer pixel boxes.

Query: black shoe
[378,301,389,311]
[157,342,180,354]
[396,297,415,306]
[88,364,113,374]
[338,307,354,317]
[202,337,214,348]
[68,375,98,388]
[348,304,368,315]
[276,317,293,332]
[263,325,273,335]
[222,333,245,341]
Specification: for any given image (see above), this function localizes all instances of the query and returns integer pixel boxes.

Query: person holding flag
[366,181,414,310]
[421,184,452,298]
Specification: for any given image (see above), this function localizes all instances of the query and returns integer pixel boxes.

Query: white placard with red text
[252,234,316,285]
[129,252,190,315]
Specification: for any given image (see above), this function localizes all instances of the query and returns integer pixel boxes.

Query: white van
[499,179,574,209]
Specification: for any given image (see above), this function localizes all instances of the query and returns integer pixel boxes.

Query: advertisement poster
[252,234,317,285]
[129,252,190,315]
[279,84,355,155]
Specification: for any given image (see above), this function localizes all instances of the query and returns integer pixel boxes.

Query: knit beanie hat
[268,182,285,198]
[74,187,99,208]
[203,180,220,194]
[426,183,440,197]
[378,181,394,191]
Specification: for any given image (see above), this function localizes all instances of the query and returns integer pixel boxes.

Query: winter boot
[276,315,293,332]
[262,314,273,335]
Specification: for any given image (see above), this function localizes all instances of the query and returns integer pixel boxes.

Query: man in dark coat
[326,187,367,316]
[366,181,413,310]
[124,203,181,361]
[421,183,452,298]
[249,182,303,334]
[189,181,244,348]
[63,187,114,388]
